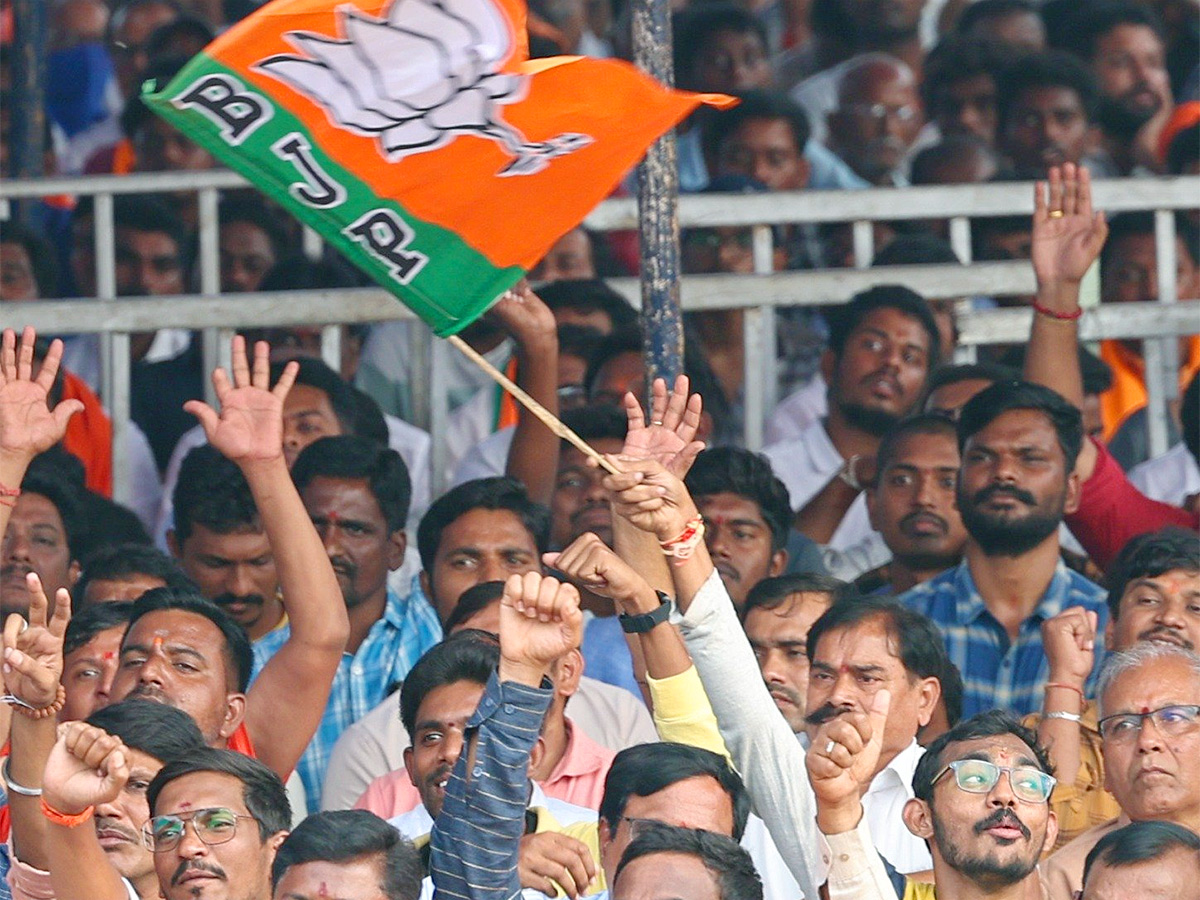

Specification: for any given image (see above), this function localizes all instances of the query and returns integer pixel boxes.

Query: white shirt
[765,375,829,447]
[452,424,513,486]
[762,419,889,577]
[1129,441,1200,506]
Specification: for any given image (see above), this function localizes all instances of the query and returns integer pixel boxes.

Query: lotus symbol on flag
[255,0,593,175]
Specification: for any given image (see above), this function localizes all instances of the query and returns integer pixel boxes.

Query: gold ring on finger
[1048,210,1064,218]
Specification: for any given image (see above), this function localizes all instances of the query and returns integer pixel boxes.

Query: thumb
[183,400,220,436]
[867,689,891,749]
[542,552,561,569]
[52,399,84,431]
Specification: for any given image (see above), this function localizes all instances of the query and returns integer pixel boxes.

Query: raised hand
[487,281,557,350]
[545,532,657,614]
[602,457,699,542]
[0,328,83,465]
[499,572,584,687]
[42,722,130,816]
[1031,164,1108,292]
[184,336,298,465]
[2,572,70,710]
[620,376,705,478]
[1041,606,1097,691]
[519,831,597,899]
[807,690,890,835]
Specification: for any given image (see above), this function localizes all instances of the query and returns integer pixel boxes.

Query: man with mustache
[1,465,82,621]
[763,286,941,580]
[825,55,924,187]
[809,707,1059,900]
[864,414,968,595]
[1043,642,1200,899]
[251,434,441,814]
[1060,2,1174,178]
[997,52,1101,179]
[1030,527,1199,849]
[899,379,1109,719]
[11,701,206,900]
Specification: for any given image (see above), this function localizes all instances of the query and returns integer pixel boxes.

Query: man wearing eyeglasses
[808,705,1059,899]
[1042,643,1200,900]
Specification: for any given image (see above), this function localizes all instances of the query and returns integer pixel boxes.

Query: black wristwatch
[618,591,674,634]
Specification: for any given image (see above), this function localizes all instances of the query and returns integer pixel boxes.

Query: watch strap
[618,591,674,634]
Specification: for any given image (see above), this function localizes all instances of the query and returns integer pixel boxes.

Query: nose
[3,528,31,563]
[1154,598,1186,630]
[987,770,1019,808]
[827,669,858,708]
[704,525,731,560]
[227,564,256,598]
[175,819,211,858]
[440,730,465,767]
[320,524,345,559]
[95,798,123,819]
[1135,714,1167,752]
[914,473,938,508]
[582,474,607,505]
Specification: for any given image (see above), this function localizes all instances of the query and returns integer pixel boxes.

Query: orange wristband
[41,798,94,827]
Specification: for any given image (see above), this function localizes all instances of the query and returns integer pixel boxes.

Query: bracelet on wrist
[40,797,94,827]
[1032,299,1083,321]
[660,515,705,563]
[3,684,67,720]
[1045,681,1085,699]
[0,756,43,797]
[1043,710,1082,723]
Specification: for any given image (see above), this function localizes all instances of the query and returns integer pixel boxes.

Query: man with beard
[169,444,286,641]
[252,435,441,813]
[864,414,968,595]
[899,380,1109,719]
[764,285,940,579]
[1059,2,1174,177]
[809,708,1058,900]
[825,55,925,186]
[1029,528,1199,849]
[997,52,1101,179]
[1043,643,1200,899]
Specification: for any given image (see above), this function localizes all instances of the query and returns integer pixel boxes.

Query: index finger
[49,588,72,639]
[24,572,48,629]
[33,338,65,393]
[623,391,646,432]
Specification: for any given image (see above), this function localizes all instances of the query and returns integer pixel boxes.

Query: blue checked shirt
[251,574,442,812]
[899,559,1108,719]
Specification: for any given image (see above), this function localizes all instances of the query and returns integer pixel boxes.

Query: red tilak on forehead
[152,636,164,651]
[1141,706,1151,714]
[325,511,342,525]
[102,651,116,661]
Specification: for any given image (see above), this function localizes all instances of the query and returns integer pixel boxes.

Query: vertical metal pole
[948,216,977,363]
[633,0,684,393]
[744,224,776,451]
[197,188,222,406]
[320,324,342,374]
[1146,209,1179,459]
[95,194,133,505]
[9,0,47,199]
[851,220,874,268]
[429,335,451,493]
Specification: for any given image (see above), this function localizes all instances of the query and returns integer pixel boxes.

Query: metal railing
[2,170,1197,503]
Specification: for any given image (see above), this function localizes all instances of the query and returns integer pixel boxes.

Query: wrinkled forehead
[942,733,1041,770]
[153,771,249,818]
[122,608,225,659]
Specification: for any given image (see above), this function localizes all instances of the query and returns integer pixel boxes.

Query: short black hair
[443,581,504,634]
[74,543,192,606]
[1054,1,1165,63]
[585,327,643,398]
[674,4,768,87]
[272,810,422,899]
[148,747,291,840]
[64,601,136,658]
[273,356,360,434]
[599,743,750,840]
[874,413,960,480]
[1101,211,1200,271]
[558,404,628,449]
[826,285,942,371]
[921,36,1007,113]
[701,90,812,161]
[685,447,793,552]
[912,710,1052,802]
[172,444,260,544]
[347,384,391,448]
[614,822,763,900]
[910,137,1001,186]
[938,659,965,729]
[258,254,361,291]
[0,218,58,297]
[218,195,287,262]
[1105,528,1200,621]
[957,380,1084,470]
[86,698,206,763]
[119,55,187,139]
[955,0,1040,38]
[996,51,1101,129]
[292,435,412,532]
[805,596,950,684]
[416,477,550,573]
[537,279,639,334]
[20,466,86,562]
[74,493,152,562]
[399,631,499,737]
[125,587,254,693]
[873,234,963,266]
[112,194,186,266]
[923,361,1017,404]
[741,573,847,623]
[1082,820,1200,886]
[144,14,214,61]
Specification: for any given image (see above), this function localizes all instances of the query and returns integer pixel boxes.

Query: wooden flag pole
[446,334,622,476]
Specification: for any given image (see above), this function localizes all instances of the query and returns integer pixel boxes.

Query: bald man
[826,54,924,186]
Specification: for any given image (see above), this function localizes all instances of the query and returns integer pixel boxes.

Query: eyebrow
[121,643,207,665]
[810,661,887,675]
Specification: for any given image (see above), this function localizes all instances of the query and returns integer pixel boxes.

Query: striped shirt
[899,559,1108,718]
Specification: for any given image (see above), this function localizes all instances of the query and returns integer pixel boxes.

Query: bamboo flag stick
[447,334,622,476]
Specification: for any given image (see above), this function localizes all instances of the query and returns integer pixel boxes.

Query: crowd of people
[0,0,1199,899]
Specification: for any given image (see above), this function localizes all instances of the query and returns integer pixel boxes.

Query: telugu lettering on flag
[145,0,734,335]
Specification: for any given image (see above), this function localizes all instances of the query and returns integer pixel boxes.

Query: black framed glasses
[932,759,1056,803]
[1097,704,1200,743]
[141,807,259,852]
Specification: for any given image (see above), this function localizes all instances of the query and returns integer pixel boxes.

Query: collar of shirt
[547,717,615,784]
[867,739,923,799]
[950,559,1077,628]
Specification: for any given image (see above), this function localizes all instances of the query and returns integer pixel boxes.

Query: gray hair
[1097,643,1200,716]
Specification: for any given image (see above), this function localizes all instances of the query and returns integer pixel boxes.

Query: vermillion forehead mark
[152,636,164,651]
[102,651,116,660]
[318,883,329,898]
[325,512,341,525]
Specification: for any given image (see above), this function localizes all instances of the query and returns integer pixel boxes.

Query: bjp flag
[144,0,733,335]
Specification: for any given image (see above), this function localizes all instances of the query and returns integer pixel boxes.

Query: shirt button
[504,703,515,714]
[472,766,484,778]
[839,854,850,862]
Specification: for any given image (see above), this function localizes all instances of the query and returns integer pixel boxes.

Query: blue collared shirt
[899,559,1108,719]
[251,575,442,811]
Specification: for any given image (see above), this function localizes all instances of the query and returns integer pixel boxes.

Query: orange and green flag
[145,0,733,335]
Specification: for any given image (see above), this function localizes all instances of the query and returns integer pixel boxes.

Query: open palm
[621,376,704,478]
[0,329,83,461]
[1031,164,1108,287]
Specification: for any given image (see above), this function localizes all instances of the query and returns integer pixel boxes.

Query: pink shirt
[354,717,615,817]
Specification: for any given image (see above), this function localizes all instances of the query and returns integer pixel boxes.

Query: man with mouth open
[809,706,1059,900]
[900,380,1109,720]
